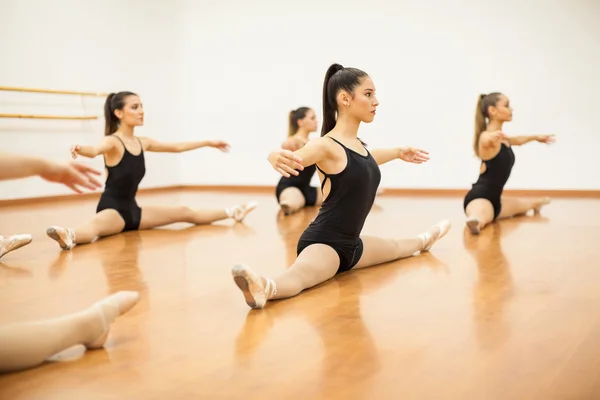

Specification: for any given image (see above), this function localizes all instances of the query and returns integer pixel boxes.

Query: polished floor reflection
[0,190,599,399]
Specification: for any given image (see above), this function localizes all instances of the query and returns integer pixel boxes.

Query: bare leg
[278,187,306,215]
[0,234,33,259]
[465,199,496,234]
[0,291,139,373]
[46,210,125,250]
[231,220,451,309]
[497,196,551,220]
[138,201,258,230]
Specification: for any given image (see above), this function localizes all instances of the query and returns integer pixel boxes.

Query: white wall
[177,0,600,191]
[1,0,599,202]
[0,0,184,200]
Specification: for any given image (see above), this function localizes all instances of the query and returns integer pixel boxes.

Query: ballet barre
[0,86,108,97]
[0,113,98,120]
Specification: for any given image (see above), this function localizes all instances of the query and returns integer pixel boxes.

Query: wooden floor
[0,190,599,399]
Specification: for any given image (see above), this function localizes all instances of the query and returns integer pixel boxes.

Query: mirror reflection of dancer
[275,107,322,215]
[46,91,257,250]
[231,63,450,309]
[464,92,555,234]
[0,152,139,374]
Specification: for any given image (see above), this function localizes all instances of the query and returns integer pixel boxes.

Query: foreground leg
[0,291,139,373]
[139,202,258,230]
[353,219,451,269]
[465,199,496,234]
[46,210,126,250]
[497,196,551,220]
[232,244,340,309]
[0,234,32,259]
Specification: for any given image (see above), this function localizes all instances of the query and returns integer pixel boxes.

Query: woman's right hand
[268,149,303,178]
[70,145,80,159]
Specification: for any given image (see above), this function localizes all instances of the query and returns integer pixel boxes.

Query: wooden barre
[0,86,108,97]
[0,113,98,120]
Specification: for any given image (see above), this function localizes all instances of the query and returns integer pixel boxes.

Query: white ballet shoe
[227,202,258,223]
[85,291,140,349]
[419,219,451,251]
[0,234,32,259]
[231,264,276,309]
[46,226,76,250]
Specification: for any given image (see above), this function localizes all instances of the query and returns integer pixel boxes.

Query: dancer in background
[0,152,102,258]
[231,63,451,309]
[463,92,555,234]
[275,106,322,215]
[0,152,139,373]
[46,91,257,250]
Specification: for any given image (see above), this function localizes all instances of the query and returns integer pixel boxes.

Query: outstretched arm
[141,137,230,153]
[71,136,117,159]
[370,147,430,166]
[268,138,329,178]
[508,134,555,146]
[0,152,102,193]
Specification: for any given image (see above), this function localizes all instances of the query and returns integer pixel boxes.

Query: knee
[178,206,194,220]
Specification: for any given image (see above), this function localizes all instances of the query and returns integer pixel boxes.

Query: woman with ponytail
[463,92,555,234]
[45,91,257,250]
[231,63,451,309]
[275,106,322,215]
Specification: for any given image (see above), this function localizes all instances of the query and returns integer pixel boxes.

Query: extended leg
[0,291,139,373]
[138,201,257,229]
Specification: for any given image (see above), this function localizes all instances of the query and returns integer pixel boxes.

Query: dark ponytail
[288,107,311,137]
[104,91,137,136]
[320,63,369,137]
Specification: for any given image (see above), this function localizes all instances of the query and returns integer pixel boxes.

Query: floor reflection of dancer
[0,152,139,374]
[232,63,450,309]
[46,91,257,250]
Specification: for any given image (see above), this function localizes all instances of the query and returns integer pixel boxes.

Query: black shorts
[96,194,142,232]
[463,184,502,220]
[276,183,318,207]
[297,227,363,274]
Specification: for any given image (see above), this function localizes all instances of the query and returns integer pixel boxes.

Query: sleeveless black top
[103,135,146,200]
[474,142,515,189]
[308,137,381,238]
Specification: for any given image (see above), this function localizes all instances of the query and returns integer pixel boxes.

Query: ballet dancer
[463,92,555,234]
[0,152,139,373]
[231,63,451,309]
[275,106,322,215]
[46,91,258,250]
[0,152,102,259]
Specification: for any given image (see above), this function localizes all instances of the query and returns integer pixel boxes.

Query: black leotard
[275,163,318,206]
[463,142,515,219]
[96,135,146,231]
[297,137,381,273]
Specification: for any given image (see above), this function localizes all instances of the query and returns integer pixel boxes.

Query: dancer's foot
[227,202,258,223]
[46,226,76,250]
[466,216,481,234]
[534,197,551,214]
[0,234,32,259]
[231,264,277,309]
[84,291,140,349]
[419,220,451,251]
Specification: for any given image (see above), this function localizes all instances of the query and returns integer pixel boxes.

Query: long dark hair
[104,91,137,136]
[474,92,502,156]
[320,63,368,137]
[288,107,311,136]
